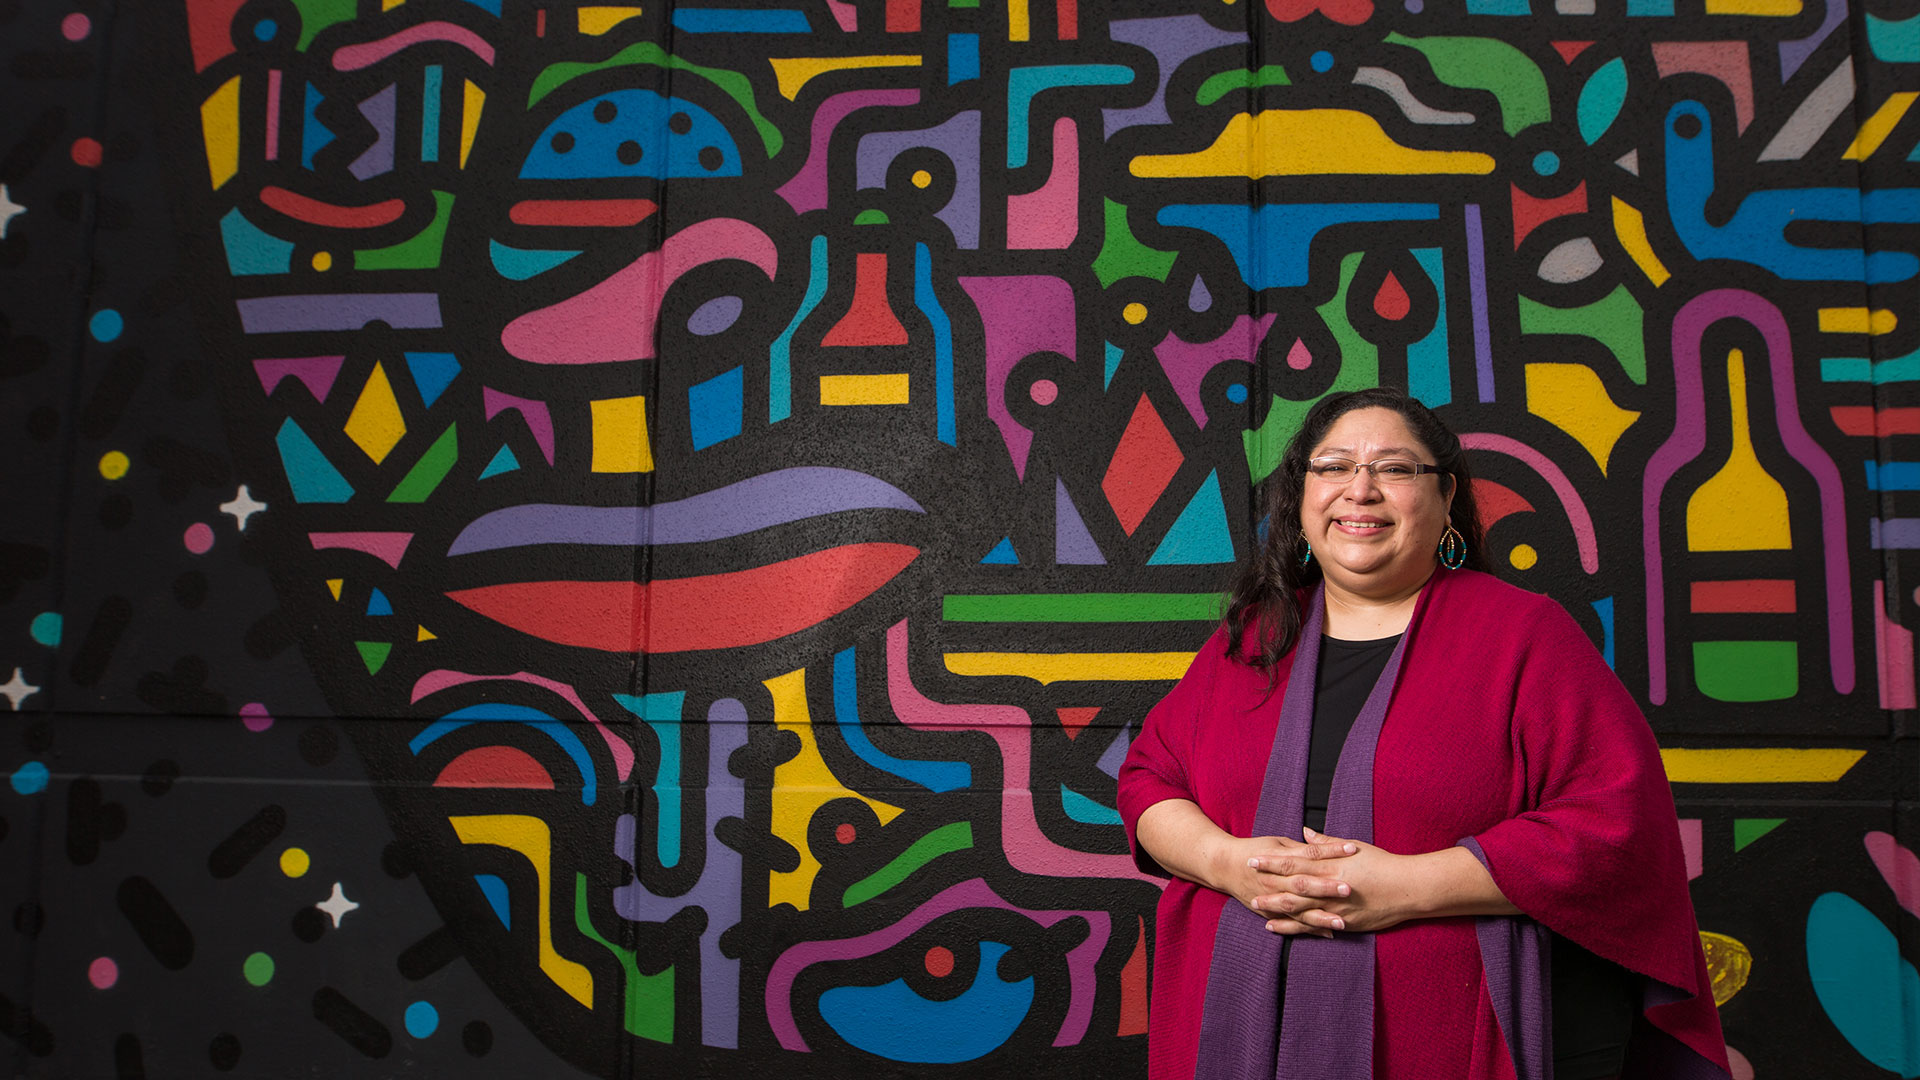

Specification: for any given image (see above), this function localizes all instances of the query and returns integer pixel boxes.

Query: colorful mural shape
[0,0,1918,1075]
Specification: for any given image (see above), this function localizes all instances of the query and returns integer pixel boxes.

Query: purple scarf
[1191,585,1551,1080]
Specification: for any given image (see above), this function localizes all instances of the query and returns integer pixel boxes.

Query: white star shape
[0,668,39,711]
[219,485,268,531]
[0,185,23,240]
[316,881,360,928]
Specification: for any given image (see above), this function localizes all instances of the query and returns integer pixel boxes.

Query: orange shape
[1056,706,1101,739]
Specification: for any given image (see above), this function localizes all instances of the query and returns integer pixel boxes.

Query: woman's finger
[1263,914,1336,939]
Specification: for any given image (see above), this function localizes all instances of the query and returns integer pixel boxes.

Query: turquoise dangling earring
[1437,523,1466,570]
[1297,530,1313,568]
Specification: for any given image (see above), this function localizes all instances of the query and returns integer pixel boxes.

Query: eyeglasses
[1306,457,1447,484]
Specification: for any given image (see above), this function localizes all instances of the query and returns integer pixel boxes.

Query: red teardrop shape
[1373,271,1411,321]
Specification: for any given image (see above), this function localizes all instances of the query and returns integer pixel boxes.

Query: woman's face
[1299,406,1455,599]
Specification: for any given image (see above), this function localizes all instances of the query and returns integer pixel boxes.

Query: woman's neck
[1320,567,1437,640]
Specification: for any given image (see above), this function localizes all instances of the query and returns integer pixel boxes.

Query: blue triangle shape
[405,352,461,407]
[478,444,520,479]
[1104,341,1123,389]
[1148,471,1236,565]
[366,588,393,616]
[475,874,511,929]
[981,536,1019,565]
[302,85,334,169]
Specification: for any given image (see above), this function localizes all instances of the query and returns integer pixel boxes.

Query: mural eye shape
[520,90,743,180]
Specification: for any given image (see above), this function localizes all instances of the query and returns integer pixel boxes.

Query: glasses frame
[1305,456,1449,484]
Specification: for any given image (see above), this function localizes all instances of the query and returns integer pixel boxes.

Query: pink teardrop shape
[1286,338,1312,370]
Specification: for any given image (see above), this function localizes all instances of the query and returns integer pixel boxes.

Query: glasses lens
[1371,459,1420,482]
[1308,458,1356,480]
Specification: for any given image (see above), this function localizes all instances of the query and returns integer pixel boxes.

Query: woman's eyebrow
[1313,446,1417,457]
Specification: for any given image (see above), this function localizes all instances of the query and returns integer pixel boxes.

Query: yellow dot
[98,451,129,480]
[1123,302,1148,325]
[312,251,333,271]
[911,169,932,189]
[279,848,310,878]
[1509,544,1538,570]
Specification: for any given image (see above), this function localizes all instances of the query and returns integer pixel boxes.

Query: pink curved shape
[1008,118,1079,250]
[776,90,920,214]
[501,219,777,364]
[1458,433,1599,575]
[886,621,1158,884]
[1642,289,1852,704]
[411,669,634,781]
[332,22,495,71]
[1153,313,1275,428]
[764,878,1110,1051]
[826,0,859,30]
[957,277,1076,481]
[308,531,412,568]
[1865,831,1920,919]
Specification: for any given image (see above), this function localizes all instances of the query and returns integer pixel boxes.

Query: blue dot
[29,613,60,647]
[404,1001,439,1038]
[1310,51,1334,73]
[89,309,122,343]
[1405,0,1423,10]
[11,761,49,796]
[1225,383,1249,404]
[1533,151,1561,176]
[253,19,278,42]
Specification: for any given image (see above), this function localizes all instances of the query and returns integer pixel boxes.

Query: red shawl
[1117,568,1729,1079]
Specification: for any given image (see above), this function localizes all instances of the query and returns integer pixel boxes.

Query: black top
[1301,634,1638,1079]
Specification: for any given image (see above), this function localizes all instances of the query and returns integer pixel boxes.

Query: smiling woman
[1119,388,1731,1080]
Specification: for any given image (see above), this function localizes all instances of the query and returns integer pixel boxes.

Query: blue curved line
[915,243,956,445]
[834,649,971,792]
[612,692,686,869]
[410,704,597,805]
[1060,783,1122,825]
[770,235,828,423]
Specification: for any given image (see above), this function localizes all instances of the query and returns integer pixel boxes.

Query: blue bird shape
[1664,99,1920,284]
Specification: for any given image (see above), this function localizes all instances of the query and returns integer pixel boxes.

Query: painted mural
[2,0,1918,1074]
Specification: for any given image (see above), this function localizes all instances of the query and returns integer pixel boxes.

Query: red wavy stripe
[447,543,919,652]
[260,186,407,228]
[510,199,659,227]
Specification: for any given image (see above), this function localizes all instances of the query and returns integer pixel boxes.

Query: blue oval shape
[818,941,1033,1062]
[1577,58,1627,145]
[1806,891,1920,1075]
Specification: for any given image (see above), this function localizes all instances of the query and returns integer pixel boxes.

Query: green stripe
[942,593,1221,623]
[843,822,973,908]
[574,873,673,1042]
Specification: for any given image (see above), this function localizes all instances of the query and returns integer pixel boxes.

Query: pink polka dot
[240,703,273,733]
[62,13,91,40]
[1286,338,1313,370]
[924,946,954,977]
[88,957,118,989]
[183,522,215,555]
[70,137,103,168]
[834,823,856,845]
[1029,380,1058,406]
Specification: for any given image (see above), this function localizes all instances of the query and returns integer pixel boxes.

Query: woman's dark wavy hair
[1223,386,1490,672]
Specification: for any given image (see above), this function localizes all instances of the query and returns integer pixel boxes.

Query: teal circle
[1532,150,1561,176]
[89,310,123,342]
[1225,383,1248,404]
[1310,51,1334,73]
[29,613,61,647]
[253,19,278,41]
[404,1001,439,1038]
[11,761,50,795]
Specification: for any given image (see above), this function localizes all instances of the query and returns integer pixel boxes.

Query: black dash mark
[116,876,193,970]
[312,987,392,1058]
[207,1032,241,1071]
[70,595,132,687]
[0,992,56,1056]
[67,776,127,866]
[397,925,461,980]
[79,348,146,439]
[207,805,285,879]
[114,1033,145,1078]
[462,1020,492,1056]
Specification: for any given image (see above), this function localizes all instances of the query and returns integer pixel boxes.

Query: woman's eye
[1378,463,1414,476]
